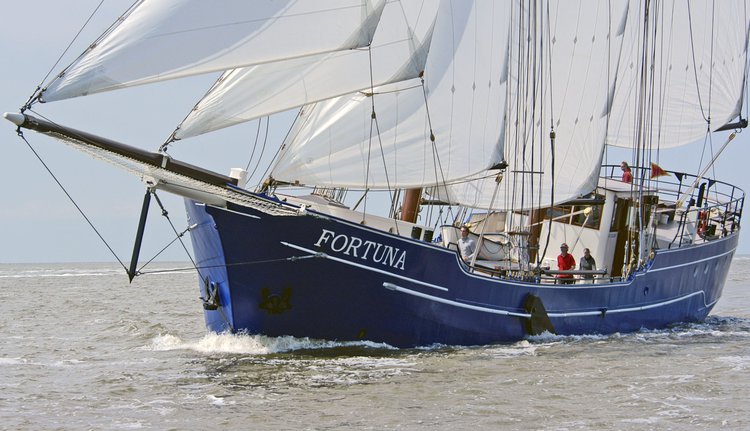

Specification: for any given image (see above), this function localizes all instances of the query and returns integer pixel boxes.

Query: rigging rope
[13,131,218,280]
[15,129,128,272]
[246,116,270,184]
[363,44,398,230]
[538,0,556,269]
[136,222,192,275]
[420,76,449,197]
[136,254,323,276]
[686,1,712,124]
[257,108,301,191]
[151,191,200,276]
[23,0,107,111]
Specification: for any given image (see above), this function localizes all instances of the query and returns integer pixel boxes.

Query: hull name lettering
[314,229,406,271]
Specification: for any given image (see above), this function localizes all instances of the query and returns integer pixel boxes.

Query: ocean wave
[0,357,26,366]
[0,272,122,279]
[0,268,193,279]
[526,331,621,344]
[621,318,750,342]
[144,332,395,355]
[513,317,750,346]
[143,333,416,387]
[144,316,750,356]
[0,356,85,368]
[482,339,551,358]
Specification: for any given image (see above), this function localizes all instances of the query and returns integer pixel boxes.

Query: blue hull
[185,198,737,347]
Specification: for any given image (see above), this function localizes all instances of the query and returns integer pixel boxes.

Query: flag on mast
[651,162,669,178]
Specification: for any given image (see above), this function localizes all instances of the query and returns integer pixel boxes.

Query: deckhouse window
[545,194,604,230]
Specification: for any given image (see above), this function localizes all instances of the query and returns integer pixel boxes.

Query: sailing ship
[6,0,749,347]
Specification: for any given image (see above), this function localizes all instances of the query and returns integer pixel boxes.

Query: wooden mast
[400,188,422,223]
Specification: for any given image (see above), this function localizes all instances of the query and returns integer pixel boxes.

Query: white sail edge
[606,0,749,149]
[269,0,509,193]
[268,0,629,213]
[41,0,387,102]
[173,0,440,141]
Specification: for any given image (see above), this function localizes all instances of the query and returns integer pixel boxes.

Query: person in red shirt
[620,161,633,183]
[557,243,576,284]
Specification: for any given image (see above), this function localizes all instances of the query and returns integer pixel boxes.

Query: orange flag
[650,162,669,178]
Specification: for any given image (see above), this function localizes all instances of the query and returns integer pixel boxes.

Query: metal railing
[601,164,744,248]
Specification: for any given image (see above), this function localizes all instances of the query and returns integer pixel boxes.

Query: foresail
[607,0,749,149]
[442,0,630,210]
[173,0,440,140]
[41,0,386,102]
[271,0,510,189]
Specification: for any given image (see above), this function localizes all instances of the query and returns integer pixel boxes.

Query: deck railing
[600,164,744,249]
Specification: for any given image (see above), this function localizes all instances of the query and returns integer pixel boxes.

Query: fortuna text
[314,229,406,271]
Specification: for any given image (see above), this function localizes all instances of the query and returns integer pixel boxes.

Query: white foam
[527,331,616,344]
[207,395,232,406]
[145,332,394,355]
[716,355,750,371]
[0,357,26,366]
[0,270,122,278]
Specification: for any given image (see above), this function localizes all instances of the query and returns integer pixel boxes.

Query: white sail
[31,0,749,209]
[41,0,386,102]
[443,0,630,210]
[173,0,440,140]
[271,0,510,189]
[607,0,749,149]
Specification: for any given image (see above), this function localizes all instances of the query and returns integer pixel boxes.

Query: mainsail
[270,0,630,210]
[442,0,631,210]
[270,0,511,190]
[446,1,749,210]
[28,0,750,212]
[606,0,749,149]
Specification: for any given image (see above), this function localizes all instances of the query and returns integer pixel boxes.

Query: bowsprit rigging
[9,112,318,285]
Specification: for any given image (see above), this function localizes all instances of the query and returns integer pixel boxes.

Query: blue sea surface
[0,259,749,430]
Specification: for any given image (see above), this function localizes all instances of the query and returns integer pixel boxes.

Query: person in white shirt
[458,225,476,262]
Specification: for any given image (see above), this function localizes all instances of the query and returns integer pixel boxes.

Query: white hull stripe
[548,291,707,317]
[383,282,710,319]
[281,242,449,291]
[656,234,735,255]
[383,282,531,317]
[649,247,736,273]
[282,243,718,316]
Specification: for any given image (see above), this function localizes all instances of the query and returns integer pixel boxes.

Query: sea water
[0,259,749,430]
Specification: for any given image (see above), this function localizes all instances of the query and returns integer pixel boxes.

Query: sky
[1,0,750,264]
